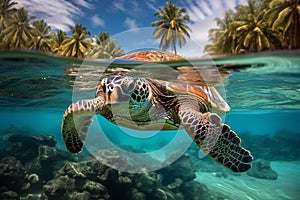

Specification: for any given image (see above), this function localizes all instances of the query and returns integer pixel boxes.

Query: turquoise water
[0,50,299,199]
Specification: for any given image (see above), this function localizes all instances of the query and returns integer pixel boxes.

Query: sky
[16,0,248,57]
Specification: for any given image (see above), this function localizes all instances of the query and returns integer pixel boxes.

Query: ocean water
[0,50,299,200]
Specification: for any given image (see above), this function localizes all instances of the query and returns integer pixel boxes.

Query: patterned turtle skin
[62,50,253,172]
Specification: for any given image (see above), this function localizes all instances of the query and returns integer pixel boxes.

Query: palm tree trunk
[292,14,299,49]
[173,34,177,54]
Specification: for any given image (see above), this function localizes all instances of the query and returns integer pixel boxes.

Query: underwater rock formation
[0,190,19,200]
[182,181,213,200]
[42,175,76,198]
[0,156,26,193]
[6,134,56,162]
[158,154,196,185]
[0,134,228,200]
[246,159,278,180]
[0,134,78,199]
[241,132,300,161]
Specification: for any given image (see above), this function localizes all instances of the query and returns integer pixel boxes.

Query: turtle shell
[119,50,184,62]
[149,78,230,113]
[119,50,230,113]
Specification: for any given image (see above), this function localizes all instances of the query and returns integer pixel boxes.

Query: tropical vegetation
[31,19,53,51]
[59,23,93,58]
[0,0,123,58]
[2,7,35,49]
[152,1,191,54]
[205,0,300,55]
[90,32,124,59]
[0,0,299,57]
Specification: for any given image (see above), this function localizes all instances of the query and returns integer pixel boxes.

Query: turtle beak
[99,77,131,106]
[105,85,131,105]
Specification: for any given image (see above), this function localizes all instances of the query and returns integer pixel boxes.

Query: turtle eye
[107,84,114,91]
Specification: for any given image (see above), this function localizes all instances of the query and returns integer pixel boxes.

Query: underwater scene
[0,50,300,200]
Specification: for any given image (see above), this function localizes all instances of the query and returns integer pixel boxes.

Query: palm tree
[90,32,123,58]
[60,23,93,58]
[31,19,53,52]
[231,0,279,53]
[94,32,110,46]
[206,0,281,54]
[0,0,17,30]
[151,1,191,54]
[265,0,300,49]
[205,10,237,54]
[49,29,69,54]
[2,7,35,49]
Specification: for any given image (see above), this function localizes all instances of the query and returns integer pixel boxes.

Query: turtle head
[98,76,152,112]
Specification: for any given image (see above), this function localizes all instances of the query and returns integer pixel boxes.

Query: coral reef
[0,156,26,193]
[0,134,227,200]
[4,130,298,199]
[6,134,56,162]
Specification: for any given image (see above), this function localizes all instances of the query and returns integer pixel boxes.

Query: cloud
[111,0,142,17]
[124,18,138,30]
[179,0,248,57]
[112,0,126,11]
[91,14,105,27]
[145,0,159,12]
[16,0,93,31]
[74,0,93,9]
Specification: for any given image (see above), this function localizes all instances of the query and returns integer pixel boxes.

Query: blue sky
[16,0,248,57]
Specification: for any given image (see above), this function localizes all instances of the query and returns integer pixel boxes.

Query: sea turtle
[62,50,253,172]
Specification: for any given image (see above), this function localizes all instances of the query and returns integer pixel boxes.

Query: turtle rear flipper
[178,109,253,172]
[62,96,109,153]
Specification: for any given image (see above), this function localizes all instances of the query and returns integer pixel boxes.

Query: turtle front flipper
[178,108,253,172]
[62,96,109,154]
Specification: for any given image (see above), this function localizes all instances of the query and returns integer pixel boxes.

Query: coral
[0,190,19,200]
[128,188,146,200]
[56,161,87,179]
[26,173,39,184]
[52,157,121,199]
[83,180,109,199]
[151,188,168,200]
[42,175,76,198]
[67,191,90,200]
[1,134,81,198]
[93,149,128,171]
[0,156,26,193]
[24,194,42,200]
[158,154,196,185]
[93,148,160,172]
[167,178,183,191]
[38,145,57,162]
[25,147,62,183]
[135,173,157,193]
[6,135,56,162]
[0,134,222,200]
[246,159,278,180]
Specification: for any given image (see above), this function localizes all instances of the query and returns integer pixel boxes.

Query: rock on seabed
[0,134,226,200]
